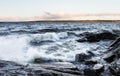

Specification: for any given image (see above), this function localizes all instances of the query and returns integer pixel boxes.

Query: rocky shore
[0,30,120,76]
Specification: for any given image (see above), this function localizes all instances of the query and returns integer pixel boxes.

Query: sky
[0,0,120,21]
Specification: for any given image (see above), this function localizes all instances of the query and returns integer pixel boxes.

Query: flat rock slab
[0,60,82,76]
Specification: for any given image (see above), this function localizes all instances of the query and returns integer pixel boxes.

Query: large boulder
[77,30,119,42]
[75,52,93,62]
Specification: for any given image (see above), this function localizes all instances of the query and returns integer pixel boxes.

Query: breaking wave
[0,22,119,63]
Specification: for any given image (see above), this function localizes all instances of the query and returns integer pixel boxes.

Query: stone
[93,64,104,73]
[0,62,7,68]
[103,52,116,63]
[85,60,98,65]
[83,64,104,76]
[109,59,120,76]
[84,68,97,76]
[75,53,91,62]
[0,60,82,76]
[77,30,119,42]
[76,38,87,42]
[33,57,60,63]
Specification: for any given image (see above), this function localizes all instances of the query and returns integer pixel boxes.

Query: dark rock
[84,68,97,76]
[75,53,91,62]
[87,51,95,56]
[112,29,120,35]
[103,52,116,63]
[109,59,120,76]
[0,62,7,68]
[76,38,87,42]
[109,37,120,47]
[108,37,120,51]
[33,58,52,63]
[77,30,119,42]
[33,57,60,63]
[75,51,95,62]
[0,60,82,76]
[86,31,118,42]
[85,60,98,65]
[34,71,53,76]
[38,28,59,32]
[84,64,104,76]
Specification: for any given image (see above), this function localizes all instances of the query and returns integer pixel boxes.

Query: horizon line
[1,20,120,23]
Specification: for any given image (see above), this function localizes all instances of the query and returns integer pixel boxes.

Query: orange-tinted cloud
[0,12,120,21]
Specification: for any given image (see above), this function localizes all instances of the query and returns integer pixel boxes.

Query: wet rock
[109,59,120,76]
[112,29,120,35]
[100,36,120,75]
[77,30,118,42]
[103,52,116,63]
[84,68,97,76]
[38,28,59,32]
[0,62,7,68]
[85,59,98,65]
[42,62,82,75]
[84,64,104,76]
[33,57,62,64]
[0,60,82,76]
[86,31,118,42]
[93,64,104,73]
[75,53,91,62]
[33,57,61,63]
[75,51,94,62]
[76,38,87,42]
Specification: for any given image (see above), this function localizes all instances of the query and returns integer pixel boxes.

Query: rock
[76,30,119,42]
[83,64,104,76]
[108,37,120,51]
[112,29,120,35]
[109,37,120,47]
[84,68,97,76]
[109,59,120,76]
[0,62,7,68]
[75,53,91,62]
[103,52,116,63]
[76,38,87,42]
[86,31,118,42]
[85,59,98,65]
[31,62,82,76]
[75,51,95,62]
[93,64,104,72]
[33,57,61,63]
[0,60,82,76]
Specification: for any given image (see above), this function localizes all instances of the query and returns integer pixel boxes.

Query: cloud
[0,12,120,21]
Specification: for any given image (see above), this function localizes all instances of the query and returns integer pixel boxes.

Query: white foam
[0,34,111,63]
[31,33,60,42]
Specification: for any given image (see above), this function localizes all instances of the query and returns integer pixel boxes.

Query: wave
[0,22,119,63]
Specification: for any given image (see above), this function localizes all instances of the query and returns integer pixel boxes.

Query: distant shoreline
[1,20,120,23]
